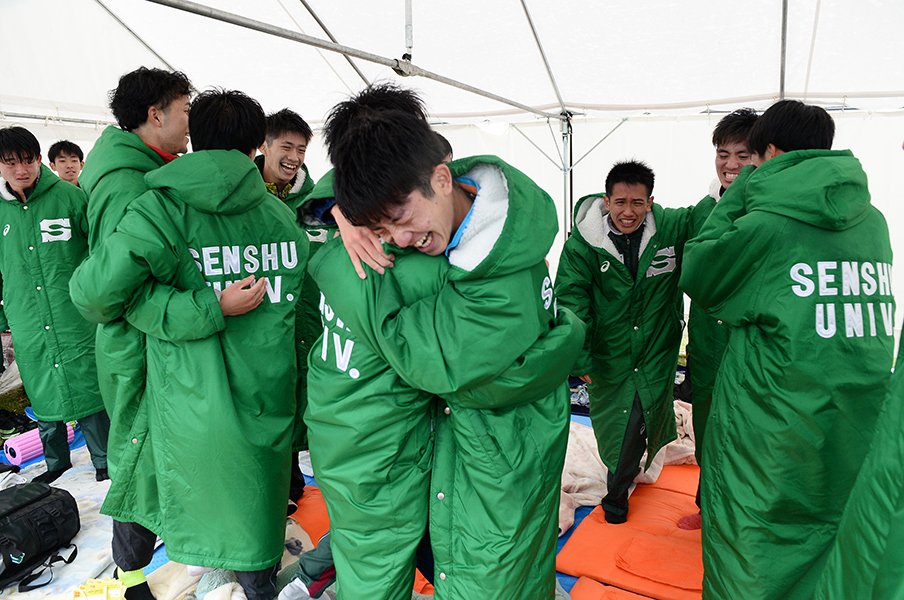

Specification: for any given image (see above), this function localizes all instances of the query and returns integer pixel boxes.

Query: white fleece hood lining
[709,178,723,200]
[574,196,657,263]
[448,164,509,272]
[0,178,18,201]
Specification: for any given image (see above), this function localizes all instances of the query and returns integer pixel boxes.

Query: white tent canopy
[2,0,904,324]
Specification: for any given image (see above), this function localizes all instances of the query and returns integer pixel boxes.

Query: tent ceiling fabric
[2,0,903,127]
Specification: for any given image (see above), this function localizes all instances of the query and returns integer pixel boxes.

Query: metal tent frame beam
[145,0,563,121]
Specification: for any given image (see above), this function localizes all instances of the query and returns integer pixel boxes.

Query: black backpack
[0,482,80,592]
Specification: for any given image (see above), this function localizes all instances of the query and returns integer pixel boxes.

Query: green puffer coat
[814,337,902,599]
[79,126,224,479]
[680,151,895,599]
[0,165,102,420]
[555,195,690,471]
[71,150,309,569]
[319,156,580,599]
[285,170,337,453]
[684,185,729,464]
[309,238,584,600]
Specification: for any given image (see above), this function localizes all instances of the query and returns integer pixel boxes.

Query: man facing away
[71,89,308,600]
[681,100,895,599]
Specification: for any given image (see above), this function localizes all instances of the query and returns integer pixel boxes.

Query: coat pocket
[459,409,515,479]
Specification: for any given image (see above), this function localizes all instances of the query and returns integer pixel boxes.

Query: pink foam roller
[4,424,75,466]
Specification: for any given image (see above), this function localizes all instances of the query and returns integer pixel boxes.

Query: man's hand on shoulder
[220,275,267,316]
[332,205,394,280]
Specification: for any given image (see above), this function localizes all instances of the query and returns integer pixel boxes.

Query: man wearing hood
[678,107,758,531]
[554,160,692,525]
[681,100,895,599]
[78,67,264,600]
[297,84,584,599]
[71,89,308,600]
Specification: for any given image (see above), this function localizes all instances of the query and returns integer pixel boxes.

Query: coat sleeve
[445,306,586,409]
[122,279,224,342]
[680,168,779,324]
[324,262,557,397]
[73,200,225,341]
[554,238,595,375]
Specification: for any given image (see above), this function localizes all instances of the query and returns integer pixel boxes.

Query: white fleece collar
[448,164,509,272]
[0,178,18,202]
[574,196,657,263]
[290,168,307,194]
[709,178,723,200]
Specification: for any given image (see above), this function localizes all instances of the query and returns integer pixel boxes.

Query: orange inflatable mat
[290,485,435,595]
[570,577,652,599]
[557,466,703,600]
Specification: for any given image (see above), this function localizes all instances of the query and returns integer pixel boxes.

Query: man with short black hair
[681,99,895,599]
[555,159,693,525]
[79,67,263,600]
[72,89,308,600]
[0,126,109,483]
[300,84,583,599]
[48,140,84,186]
[257,108,315,211]
[677,107,758,531]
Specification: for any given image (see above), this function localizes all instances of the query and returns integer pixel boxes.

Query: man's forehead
[269,131,308,147]
[54,151,81,161]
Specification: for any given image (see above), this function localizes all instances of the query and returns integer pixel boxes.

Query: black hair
[435,132,453,159]
[323,82,429,165]
[48,140,84,162]
[265,109,313,144]
[188,89,266,153]
[109,67,193,131]
[605,160,655,197]
[328,111,445,227]
[712,108,758,148]
[748,100,834,155]
[0,126,41,163]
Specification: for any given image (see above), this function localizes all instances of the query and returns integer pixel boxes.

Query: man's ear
[147,105,162,128]
[432,163,453,193]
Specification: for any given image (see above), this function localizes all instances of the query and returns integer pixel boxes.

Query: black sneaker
[96,468,109,482]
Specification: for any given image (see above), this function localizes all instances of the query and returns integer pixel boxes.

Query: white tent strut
[144,0,563,121]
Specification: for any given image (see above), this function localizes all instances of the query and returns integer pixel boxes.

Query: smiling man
[555,160,695,525]
[48,140,84,187]
[678,107,758,530]
[256,109,314,211]
[78,67,260,600]
[681,99,894,600]
[300,84,584,599]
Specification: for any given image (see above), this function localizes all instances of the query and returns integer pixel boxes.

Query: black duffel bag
[0,482,80,592]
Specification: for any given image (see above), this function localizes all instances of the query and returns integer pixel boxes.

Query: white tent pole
[95,0,177,71]
[519,0,566,113]
[562,114,573,238]
[296,0,370,85]
[512,124,563,169]
[0,112,113,127]
[572,118,628,169]
[803,0,823,101]
[780,0,788,100]
[404,0,414,60]
[144,0,563,120]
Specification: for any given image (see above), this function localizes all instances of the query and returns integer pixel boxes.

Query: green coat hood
[448,155,558,278]
[145,150,267,215]
[746,149,871,231]
[79,126,163,195]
